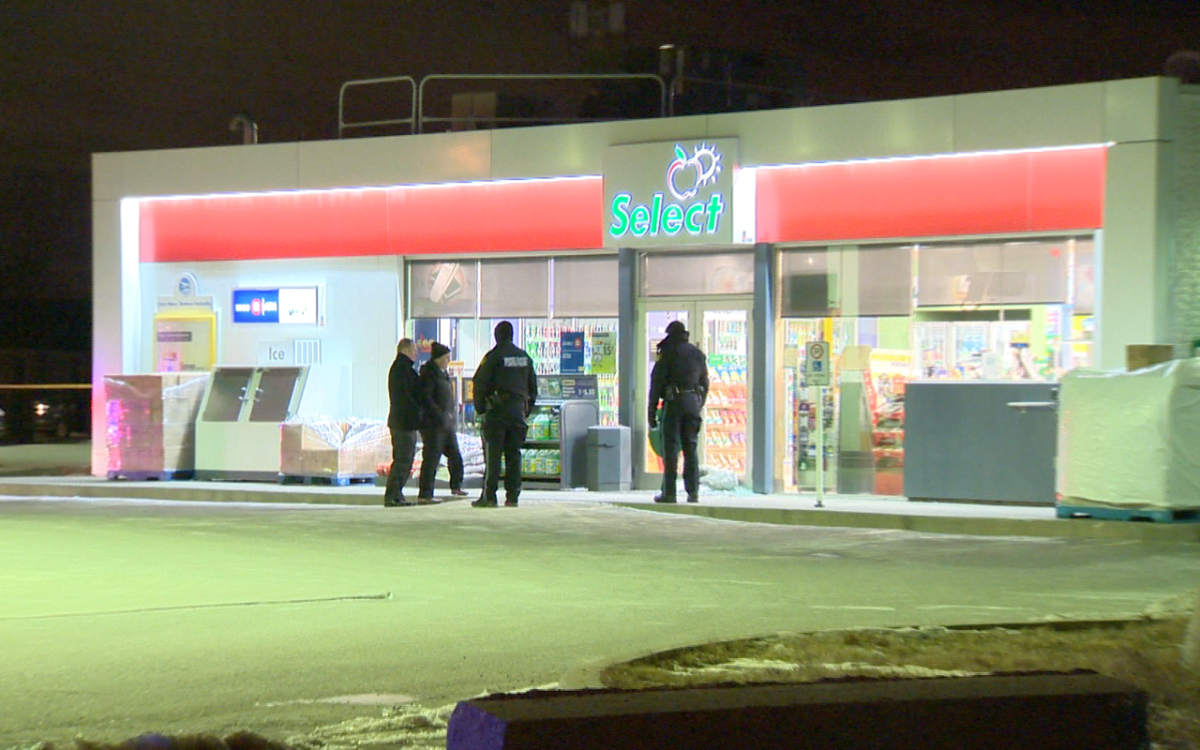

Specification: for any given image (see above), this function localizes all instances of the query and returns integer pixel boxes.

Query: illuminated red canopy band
[138,146,1105,263]
[755,146,1107,243]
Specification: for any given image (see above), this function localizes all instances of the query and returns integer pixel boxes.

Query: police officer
[648,320,709,503]
[384,338,421,507]
[472,321,538,507]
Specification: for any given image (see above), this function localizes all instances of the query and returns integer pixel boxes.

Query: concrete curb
[3,476,1199,543]
[619,502,1200,543]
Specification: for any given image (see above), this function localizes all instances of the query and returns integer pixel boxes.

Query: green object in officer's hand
[649,406,665,458]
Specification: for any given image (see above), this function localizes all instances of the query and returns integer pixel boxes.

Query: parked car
[33,399,76,442]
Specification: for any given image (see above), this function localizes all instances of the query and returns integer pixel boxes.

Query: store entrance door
[636,298,752,491]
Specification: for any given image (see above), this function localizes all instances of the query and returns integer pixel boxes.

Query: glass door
[636,298,752,490]
[701,307,749,481]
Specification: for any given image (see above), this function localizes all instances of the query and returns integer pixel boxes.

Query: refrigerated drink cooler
[195,366,309,481]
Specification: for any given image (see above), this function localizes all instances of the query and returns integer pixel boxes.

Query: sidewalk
[2,442,1197,543]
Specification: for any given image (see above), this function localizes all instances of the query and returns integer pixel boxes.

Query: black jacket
[418,360,457,432]
[648,334,709,420]
[387,352,421,430]
[473,341,538,421]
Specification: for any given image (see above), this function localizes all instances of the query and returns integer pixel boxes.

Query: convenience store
[91,76,1200,495]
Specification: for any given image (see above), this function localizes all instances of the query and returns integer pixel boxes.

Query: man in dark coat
[416,341,467,503]
[384,338,421,507]
[648,320,709,503]
[471,321,538,507]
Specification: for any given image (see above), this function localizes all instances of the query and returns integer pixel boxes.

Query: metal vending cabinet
[195,366,309,480]
[904,380,1058,504]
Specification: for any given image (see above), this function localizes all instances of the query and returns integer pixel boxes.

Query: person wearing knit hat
[429,341,451,361]
[415,341,467,503]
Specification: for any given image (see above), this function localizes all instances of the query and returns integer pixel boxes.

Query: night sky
[1,0,1196,305]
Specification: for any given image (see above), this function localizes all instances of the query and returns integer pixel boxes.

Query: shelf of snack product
[704,353,748,477]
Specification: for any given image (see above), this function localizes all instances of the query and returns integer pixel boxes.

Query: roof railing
[337,75,418,137]
[338,73,665,137]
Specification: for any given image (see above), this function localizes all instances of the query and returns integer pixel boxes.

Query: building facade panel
[90,77,1187,497]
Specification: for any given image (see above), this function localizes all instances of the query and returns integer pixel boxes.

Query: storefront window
[554,256,619,317]
[408,260,479,318]
[779,236,1092,498]
[640,251,754,296]
[406,256,620,428]
[781,245,912,318]
[480,259,549,318]
[916,240,1069,307]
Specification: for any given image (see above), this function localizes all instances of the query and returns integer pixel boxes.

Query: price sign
[591,331,617,374]
[805,341,831,386]
[560,376,598,400]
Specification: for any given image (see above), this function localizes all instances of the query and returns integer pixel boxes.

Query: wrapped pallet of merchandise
[375,431,485,481]
[104,372,210,478]
[1057,359,1200,517]
[280,416,391,480]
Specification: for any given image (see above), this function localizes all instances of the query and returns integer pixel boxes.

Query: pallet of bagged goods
[280,416,391,485]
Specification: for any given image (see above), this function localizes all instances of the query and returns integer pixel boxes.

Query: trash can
[587,425,631,492]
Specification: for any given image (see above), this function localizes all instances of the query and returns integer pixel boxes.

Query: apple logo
[667,143,722,201]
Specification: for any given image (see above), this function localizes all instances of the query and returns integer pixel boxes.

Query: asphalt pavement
[3,441,1200,747]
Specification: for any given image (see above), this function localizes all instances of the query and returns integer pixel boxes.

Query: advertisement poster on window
[591,331,617,374]
[560,332,585,375]
[409,261,477,318]
[412,319,439,365]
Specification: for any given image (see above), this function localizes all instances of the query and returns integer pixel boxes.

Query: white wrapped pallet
[1057,359,1200,512]
[281,415,391,479]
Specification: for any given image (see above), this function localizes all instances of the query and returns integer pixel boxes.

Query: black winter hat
[494,321,514,342]
[665,320,687,335]
[429,341,451,360]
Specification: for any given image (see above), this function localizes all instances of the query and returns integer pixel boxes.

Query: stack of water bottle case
[104,373,210,478]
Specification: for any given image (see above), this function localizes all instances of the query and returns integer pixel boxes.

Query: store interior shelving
[704,353,747,476]
[523,320,619,426]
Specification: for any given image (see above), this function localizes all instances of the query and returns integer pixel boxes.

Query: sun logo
[666,143,722,201]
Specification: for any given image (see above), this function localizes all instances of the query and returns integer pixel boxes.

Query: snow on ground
[288,704,454,750]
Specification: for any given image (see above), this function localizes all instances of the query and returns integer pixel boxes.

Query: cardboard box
[104,372,209,474]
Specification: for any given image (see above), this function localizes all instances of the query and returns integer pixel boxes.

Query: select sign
[805,341,831,386]
[602,138,738,248]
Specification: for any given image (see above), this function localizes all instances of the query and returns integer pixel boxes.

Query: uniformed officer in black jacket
[472,321,538,507]
[648,320,709,503]
[384,338,421,507]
